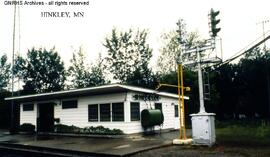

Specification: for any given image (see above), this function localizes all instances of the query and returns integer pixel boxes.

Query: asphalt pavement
[0,129,190,156]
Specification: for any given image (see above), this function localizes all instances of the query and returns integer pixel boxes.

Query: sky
[0,0,269,68]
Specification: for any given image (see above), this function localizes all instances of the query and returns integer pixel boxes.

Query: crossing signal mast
[178,8,222,146]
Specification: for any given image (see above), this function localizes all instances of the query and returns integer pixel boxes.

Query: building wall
[126,92,180,133]
[19,91,180,134]
[54,92,132,132]
[20,103,37,127]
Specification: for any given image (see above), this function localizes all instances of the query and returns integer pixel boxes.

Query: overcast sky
[0,0,269,67]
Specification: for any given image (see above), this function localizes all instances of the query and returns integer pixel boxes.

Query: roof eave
[4,84,189,102]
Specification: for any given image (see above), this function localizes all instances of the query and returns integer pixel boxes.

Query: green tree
[104,28,154,87]
[237,47,270,118]
[0,54,11,91]
[126,62,158,89]
[157,28,201,74]
[156,19,207,117]
[68,48,107,88]
[68,47,89,88]
[84,53,108,87]
[14,48,66,94]
[213,47,270,119]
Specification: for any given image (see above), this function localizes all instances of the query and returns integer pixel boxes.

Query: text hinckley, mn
[41,12,71,18]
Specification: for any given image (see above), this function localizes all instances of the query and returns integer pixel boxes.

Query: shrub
[82,125,124,135]
[20,123,35,133]
[54,124,80,133]
[54,124,124,135]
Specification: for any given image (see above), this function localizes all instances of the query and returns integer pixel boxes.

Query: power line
[215,30,270,68]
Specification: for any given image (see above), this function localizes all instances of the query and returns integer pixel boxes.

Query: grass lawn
[133,120,270,157]
[213,120,270,157]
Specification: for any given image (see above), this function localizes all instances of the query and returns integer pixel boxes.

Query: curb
[0,142,120,157]
[0,140,173,157]
[37,132,126,139]
[123,141,173,156]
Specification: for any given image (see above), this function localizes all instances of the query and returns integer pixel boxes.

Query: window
[155,103,162,112]
[130,102,140,121]
[112,102,124,121]
[88,102,125,122]
[100,103,110,121]
[88,104,98,122]
[62,100,77,109]
[23,104,34,111]
[174,105,179,117]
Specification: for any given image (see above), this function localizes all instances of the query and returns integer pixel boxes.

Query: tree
[68,48,107,88]
[237,47,270,118]
[0,54,11,129]
[157,30,181,74]
[68,47,89,88]
[212,47,270,119]
[83,53,108,87]
[157,30,202,74]
[14,48,66,94]
[0,54,11,91]
[104,28,154,87]
[126,62,158,89]
[156,19,208,118]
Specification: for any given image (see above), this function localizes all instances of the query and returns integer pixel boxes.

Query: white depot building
[5,84,188,134]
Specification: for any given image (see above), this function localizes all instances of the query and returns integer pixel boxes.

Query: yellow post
[174,64,192,145]
[177,64,186,139]
[177,64,182,139]
[180,64,186,139]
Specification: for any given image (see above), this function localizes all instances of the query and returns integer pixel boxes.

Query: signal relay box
[190,113,216,146]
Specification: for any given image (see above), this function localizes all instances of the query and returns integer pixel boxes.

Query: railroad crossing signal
[209,8,221,37]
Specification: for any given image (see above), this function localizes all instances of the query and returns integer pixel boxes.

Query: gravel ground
[131,145,270,157]
[0,145,269,157]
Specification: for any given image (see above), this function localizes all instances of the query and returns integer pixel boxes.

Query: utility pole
[257,20,270,119]
[257,20,269,50]
[10,1,17,134]
[197,49,206,113]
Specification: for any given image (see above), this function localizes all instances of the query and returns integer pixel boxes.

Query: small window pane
[23,104,34,111]
[112,102,124,121]
[62,100,77,109]
[155,103,162,112]
[130,102,140,121]
[100,103,110,121]
[88,104,98,122]
[175,105,179,117]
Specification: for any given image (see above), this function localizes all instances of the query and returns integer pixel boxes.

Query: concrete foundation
[173,138,193,145]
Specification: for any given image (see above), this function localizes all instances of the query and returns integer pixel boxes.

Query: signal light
[209,8,221,37]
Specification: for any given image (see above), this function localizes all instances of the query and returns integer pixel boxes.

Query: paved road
[0,129,187,156]
[1,129,268,157]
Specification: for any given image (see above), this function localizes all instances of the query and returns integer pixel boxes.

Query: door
[37,103,54,132]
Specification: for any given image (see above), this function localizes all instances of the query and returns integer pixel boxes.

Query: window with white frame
[88,102,125,122]
[100,103,110,122]
[112,102,124,121]
[130,102,140,121]
[88,104,98,122]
